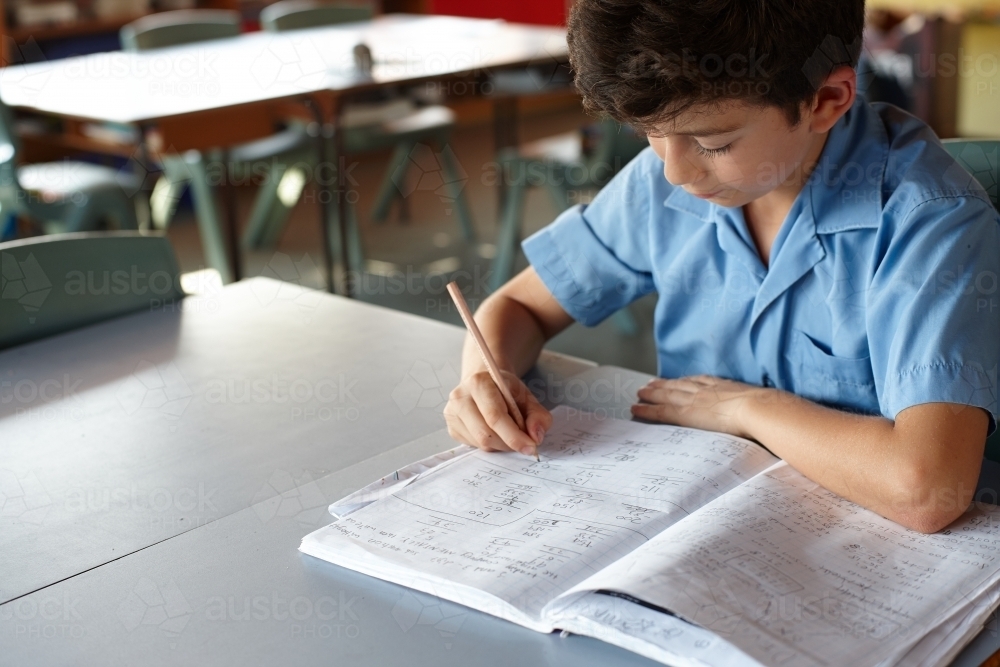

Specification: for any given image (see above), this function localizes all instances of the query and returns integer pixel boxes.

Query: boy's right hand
[444,370,552,456]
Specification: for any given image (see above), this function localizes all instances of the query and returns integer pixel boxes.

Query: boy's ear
[808,65,857,134]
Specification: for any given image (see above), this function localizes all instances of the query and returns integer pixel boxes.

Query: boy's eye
[695,143,732,158]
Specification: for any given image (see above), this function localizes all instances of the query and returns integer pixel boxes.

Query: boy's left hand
[632,375,769,438]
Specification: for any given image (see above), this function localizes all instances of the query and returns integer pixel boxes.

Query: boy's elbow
[885,462,977,534]
[894,508,962,535]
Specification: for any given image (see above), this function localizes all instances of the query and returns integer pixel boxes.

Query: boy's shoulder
[858,102,994,220]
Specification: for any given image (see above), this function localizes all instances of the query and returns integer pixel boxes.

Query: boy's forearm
[738,390,987,533]
[461,292,548,379]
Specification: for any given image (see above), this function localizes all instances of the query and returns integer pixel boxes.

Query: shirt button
[761,373,774,388]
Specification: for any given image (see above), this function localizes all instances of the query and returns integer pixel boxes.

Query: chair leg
[62,195,102,232]
[185,154,233,283]
[104,192,139,230]
[490,165,527,293]
[438,144,475,242]
[242,162,286,250]
[372,141,414,223]
[346,202,365,276]
[149,175,186,230]
[545,176,571,214]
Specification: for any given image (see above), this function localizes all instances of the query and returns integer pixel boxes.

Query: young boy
[444,0,1000,534]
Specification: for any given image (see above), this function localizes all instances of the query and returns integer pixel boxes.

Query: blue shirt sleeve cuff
[521,206,654,327]
[883,362,998,436]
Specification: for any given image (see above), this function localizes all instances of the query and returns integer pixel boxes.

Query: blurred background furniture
[942,138,1000,461]
[121,8,316,283]
[490,120,646,288]
[489,119,648,334]
[245,0,474,273]
[0,96,138,235]
[943,138,999,209]
[0,232,183,350]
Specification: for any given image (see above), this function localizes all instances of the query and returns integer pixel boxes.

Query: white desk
[0,277,588,604]
[1,279,996,665]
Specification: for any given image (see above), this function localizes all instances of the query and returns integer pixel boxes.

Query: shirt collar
[808,98,888,234]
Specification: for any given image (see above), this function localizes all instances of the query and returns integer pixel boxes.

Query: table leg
[222,148,242,281]
[331,102,353,298]
[305,98,336,294]
[493,97,518,220]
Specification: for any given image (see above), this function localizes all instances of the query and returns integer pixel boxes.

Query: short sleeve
[521,149,660,326]
[869,193,1000,433]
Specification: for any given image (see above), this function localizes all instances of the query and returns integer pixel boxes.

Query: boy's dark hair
[568,0,866,129]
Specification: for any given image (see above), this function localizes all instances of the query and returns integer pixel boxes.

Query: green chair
[942,139,999,210]
[120,9,240,50]
[0,96,139,234]
[943,139,1000,462]
[122,9,316,283]
[491,120,648,291]
[0,232,184,351]
[258,0,372,31]
[488,120,648,334]
[249,0,475,260]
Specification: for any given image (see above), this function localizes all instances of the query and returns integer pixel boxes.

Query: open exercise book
[301,406,1000,667]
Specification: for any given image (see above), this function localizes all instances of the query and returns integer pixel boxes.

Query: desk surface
[1,279,997,666]
[0,278,586,604]
[0,14,568,124]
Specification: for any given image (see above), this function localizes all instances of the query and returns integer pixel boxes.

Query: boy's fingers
[631,402,678,424]
[445,395,505,451]
[523,398,553,444]
[469,379,537,454]
[453,399,515,453]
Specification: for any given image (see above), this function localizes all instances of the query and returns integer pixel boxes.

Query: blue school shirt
[522,100,1000,427]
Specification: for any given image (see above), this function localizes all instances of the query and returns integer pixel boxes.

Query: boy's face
[646,101,820,209]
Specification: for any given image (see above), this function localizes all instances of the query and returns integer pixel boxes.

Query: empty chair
[246,0,474,261]
[121,9,315,282]
[491,119,648,291]
[120,9,241,50]
[0,232,184,350]
[0,96,139,234]
[259,0,372,31]
[488,120,648,335]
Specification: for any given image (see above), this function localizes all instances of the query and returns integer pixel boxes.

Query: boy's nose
[662,142,703,187]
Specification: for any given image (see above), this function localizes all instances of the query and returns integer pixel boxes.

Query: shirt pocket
[784,329,877,413]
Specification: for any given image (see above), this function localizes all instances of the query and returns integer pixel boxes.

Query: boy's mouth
[689,190,722,200]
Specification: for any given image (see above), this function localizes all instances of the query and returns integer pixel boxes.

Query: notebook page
[300,406,777,626]
[561,462,1000,667]
[551,591,766,667]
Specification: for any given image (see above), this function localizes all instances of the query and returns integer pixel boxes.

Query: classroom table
[0,277,590,603]
[2,279,998,665]
[0,14,571,291]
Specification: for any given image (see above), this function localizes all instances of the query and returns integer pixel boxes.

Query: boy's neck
[743,130,831,268]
